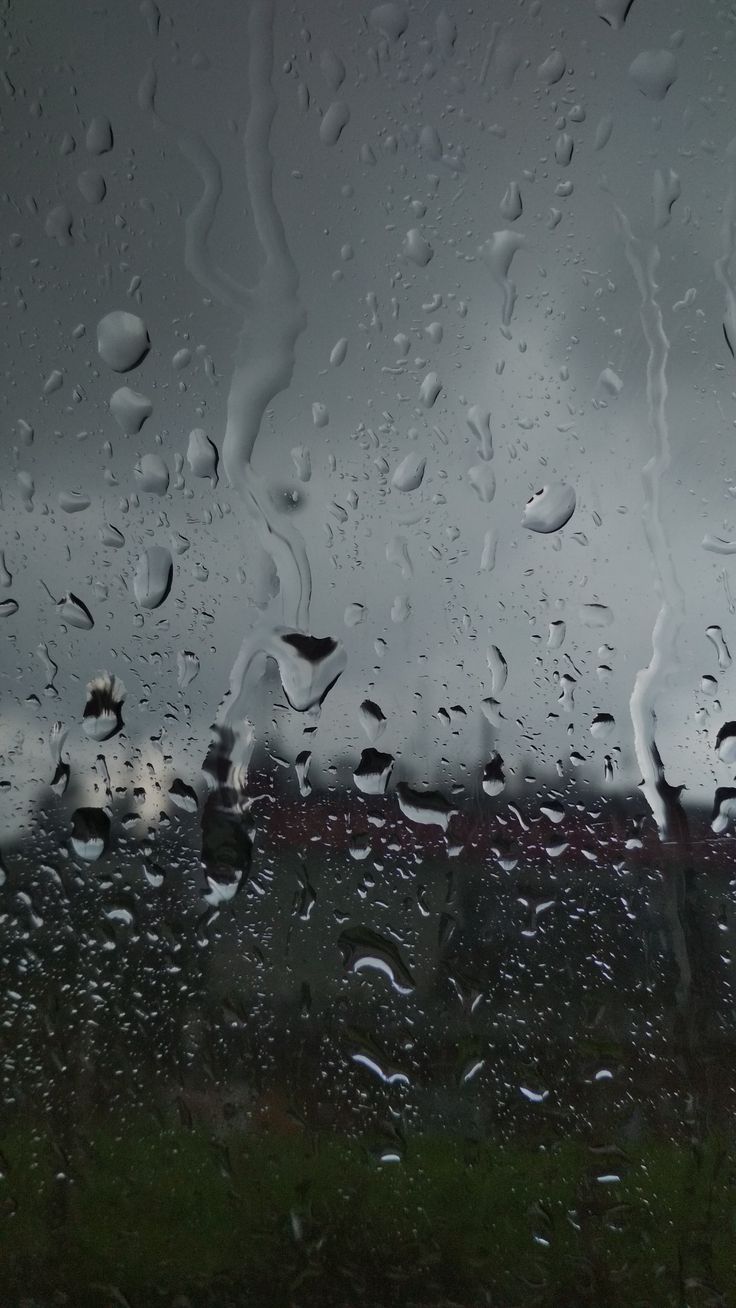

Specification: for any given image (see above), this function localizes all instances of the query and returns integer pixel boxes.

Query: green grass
[1,1123,735,1306]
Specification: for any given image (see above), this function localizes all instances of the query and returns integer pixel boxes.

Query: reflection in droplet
[82,674,125,741]
[339,925,416,995]
[523,483,576,533]
[716,722,736,764]
[354,748,394,795]
[58,593,94,630]
[270,630,347,712]
[70,808,110,862]
[396,782,456,831]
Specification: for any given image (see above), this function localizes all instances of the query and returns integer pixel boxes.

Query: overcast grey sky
[2,0,736,838]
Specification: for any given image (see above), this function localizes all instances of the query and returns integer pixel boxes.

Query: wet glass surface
[2,1,736,1304]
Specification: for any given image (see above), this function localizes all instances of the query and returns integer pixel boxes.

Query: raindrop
[487,645,508,696]
[548,620,566,650]
[419,371,442,408]
[559,674,576,712]
[392,452,426,492]
[436,9,457,57]
[555,133,574,166]
[480,230,525,327]
[134,452,169,495]
[295,750,312,797]
[85,114,113,153]
[537,50,566,86]
[467,406,493,459]
[595,0,637,27]
[270,629,346,711]
[403,228,434,266]
[82,674,125,741]
[706,625,731,670]
[396,782,456,831]
[716,722,736,764]
[110,386,152,435]
[291,445,311,481]
[369,3,409,42]
[320,49,346,93]
[186,428,218,481]
[58,593,94,630]
[590,712,615,740]
[58,491,91,514]
[77,169,106,204]
[580,603,613,628]
[598,366,623,397]
[133,546,173,609]
[652,168,681,229]
[359,699,387,742]
[482,753,506,796]
[387,535,412,578]
[320,100,350,146]
[97,310,151,373]
[169,778,198,812]
[177,650,200,689]
[70,808,110,862]
[468,463,496,502]
[629,49,678,100]
[523,483,576,533]
[500,181,522,222]
[354,748,394,795]
[594,115,614,150]
[711,787,736,833]
[339,925,416,994]
[329,337,348,367]
[100,523,125,548]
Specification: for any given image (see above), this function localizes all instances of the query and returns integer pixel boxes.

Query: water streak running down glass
[1,0,736,1304]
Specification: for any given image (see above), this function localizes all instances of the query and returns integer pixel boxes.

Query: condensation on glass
[1,0,735,1304]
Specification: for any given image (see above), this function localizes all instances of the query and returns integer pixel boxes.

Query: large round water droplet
[97,310,150,373]
[522,482,576,533]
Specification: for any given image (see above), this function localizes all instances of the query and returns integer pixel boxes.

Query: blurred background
[2,0,736,1304]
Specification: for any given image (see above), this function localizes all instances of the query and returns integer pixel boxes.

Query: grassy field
[1,1120,734,1307]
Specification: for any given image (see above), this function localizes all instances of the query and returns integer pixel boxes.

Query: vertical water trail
[617,207,692,1022]
[714,138,736,360]
[138,64,249,312]
[141,1,314,785]
[140,0,311,634]
[223,0,312,632]
[616,208,687,840]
